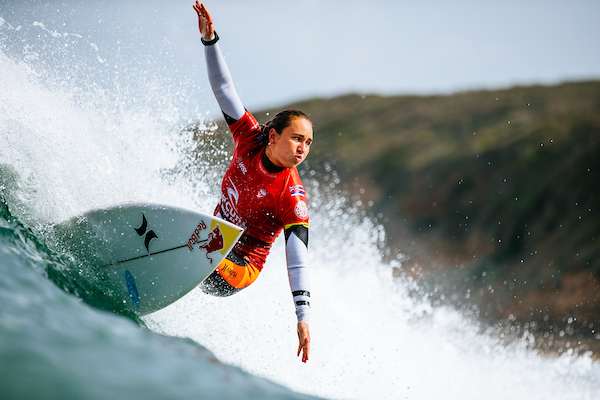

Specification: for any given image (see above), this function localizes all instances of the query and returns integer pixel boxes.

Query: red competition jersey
[215,111,309,270]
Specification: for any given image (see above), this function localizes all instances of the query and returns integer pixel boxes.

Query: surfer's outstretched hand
[193,1,214,40]
[297,321,310,363]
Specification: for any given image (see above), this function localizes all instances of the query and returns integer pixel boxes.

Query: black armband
[285,224,308,247]
[201,31,219,46]
[292,291,311,308]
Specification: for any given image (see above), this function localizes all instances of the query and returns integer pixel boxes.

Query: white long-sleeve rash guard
[203,36,311,323]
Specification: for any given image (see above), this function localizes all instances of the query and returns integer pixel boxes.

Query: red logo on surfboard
[198,225,224,263]
[186,220,208,251]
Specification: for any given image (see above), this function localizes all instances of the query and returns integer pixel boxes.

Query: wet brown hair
[260,109,311,144]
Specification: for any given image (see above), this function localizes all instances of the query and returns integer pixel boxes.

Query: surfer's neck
[262,151,285,174]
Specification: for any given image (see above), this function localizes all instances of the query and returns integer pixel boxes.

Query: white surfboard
[53,202,243,316]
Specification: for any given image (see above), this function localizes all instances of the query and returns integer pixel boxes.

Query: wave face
[1,4,599,400]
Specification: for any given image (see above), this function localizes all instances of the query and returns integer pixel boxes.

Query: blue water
[2,3,600,399]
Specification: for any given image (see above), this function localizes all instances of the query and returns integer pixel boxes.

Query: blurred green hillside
[240,81,600,343]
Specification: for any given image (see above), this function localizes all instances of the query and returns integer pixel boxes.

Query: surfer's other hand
[297,321,310,363]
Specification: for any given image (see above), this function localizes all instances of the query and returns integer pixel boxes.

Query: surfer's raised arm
[193,1,245,122]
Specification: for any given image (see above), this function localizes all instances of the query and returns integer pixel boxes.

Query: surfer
[193,2,312,363]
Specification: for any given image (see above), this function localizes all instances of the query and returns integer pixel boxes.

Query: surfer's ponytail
[260,109,311,144]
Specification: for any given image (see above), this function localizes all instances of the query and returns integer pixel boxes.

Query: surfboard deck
[53,202,243,316]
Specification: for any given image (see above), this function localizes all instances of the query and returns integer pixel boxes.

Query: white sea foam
[146,200,600,400]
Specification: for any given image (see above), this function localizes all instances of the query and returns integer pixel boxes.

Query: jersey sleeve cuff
[296,306,310,324]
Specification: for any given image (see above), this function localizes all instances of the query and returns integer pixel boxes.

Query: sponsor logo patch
[236,156,248,175]
[294,201,309,219]
[198,225,224,264]
[186,220,208,251]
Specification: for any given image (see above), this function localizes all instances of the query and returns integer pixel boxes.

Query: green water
[0,202,319,400]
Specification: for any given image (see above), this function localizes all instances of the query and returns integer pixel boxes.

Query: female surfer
[193,2,312,363]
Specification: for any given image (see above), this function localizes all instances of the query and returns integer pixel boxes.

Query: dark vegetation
[212,81,600,351]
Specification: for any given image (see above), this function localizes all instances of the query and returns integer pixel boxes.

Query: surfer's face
[267,117,313,168]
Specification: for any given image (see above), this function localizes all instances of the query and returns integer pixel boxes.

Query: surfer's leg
[199,252,260,297]
[200,269,240,297]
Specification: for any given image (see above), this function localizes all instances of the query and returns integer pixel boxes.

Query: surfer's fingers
[297,336,310,362]
[193,1,201,14]
[296,321,310,362]
[193,2,209,23]
[303,339,310,362]
[297,344,309,363]
[199,3,212,21]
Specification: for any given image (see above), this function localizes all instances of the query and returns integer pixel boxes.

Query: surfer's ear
[268,128,279,145]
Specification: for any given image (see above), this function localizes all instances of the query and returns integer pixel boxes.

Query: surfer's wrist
[201,31,219,46]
